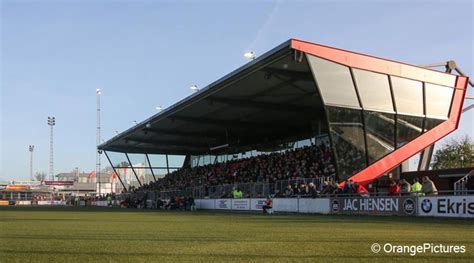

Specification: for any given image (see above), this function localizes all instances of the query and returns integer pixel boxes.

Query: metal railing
[454,171,473,195]
[146,175,336,199]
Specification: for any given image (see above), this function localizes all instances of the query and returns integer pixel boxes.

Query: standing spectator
[421,176,438,195]
[399,179,411,195]
[284,184,293,197]
[388,180,400,196]
[411,178,423,196]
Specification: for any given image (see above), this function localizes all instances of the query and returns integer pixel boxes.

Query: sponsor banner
[93,201,108,207]
[197,199,215,210]
[215,199,231,209]
[17,200,32,206]
[330,196,416,216]
[299,198,331,214]
[274,198,298,212]
[44,181,74,186]
[418,196,474,218]
[232,199,250,210]
[250,199,266,211]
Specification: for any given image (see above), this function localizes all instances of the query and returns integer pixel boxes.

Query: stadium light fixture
[244,51,256,60]
[190,85,199,92]
[210,143,229,151]
[114,130,119,135]
[156,106,163,111]
[96,88,101,95]
[133,120,138,125]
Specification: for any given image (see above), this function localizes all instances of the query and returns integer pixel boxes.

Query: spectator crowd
[134,143,336,194]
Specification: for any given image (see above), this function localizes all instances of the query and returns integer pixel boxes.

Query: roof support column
[103,151,128,192]
[125,153,143,187]
[145,154,157,182]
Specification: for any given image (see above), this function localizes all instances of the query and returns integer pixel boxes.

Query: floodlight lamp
[96,88,101,95]
[244,51,256,60]
[190,85,199,92]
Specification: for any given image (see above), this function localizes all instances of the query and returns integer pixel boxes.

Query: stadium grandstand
[98,39,470,200]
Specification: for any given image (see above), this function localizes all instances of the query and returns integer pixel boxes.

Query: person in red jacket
[354,182,369,197]
[262,196,273,214]
[388,180,401,196]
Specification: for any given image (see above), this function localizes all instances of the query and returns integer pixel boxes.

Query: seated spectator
[399,179,411,195]
[411,178,423,196]
[343,180,354,195]
[308,183,318,198]
[232,188,243,199]
[421,176,438,195]
[284,184,293,197]
[388,180,400,196]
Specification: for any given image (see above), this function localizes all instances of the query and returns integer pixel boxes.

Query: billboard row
[195,196,474,219]
[330,196,416,216]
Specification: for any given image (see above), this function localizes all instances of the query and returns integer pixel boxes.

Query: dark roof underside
[99,40,326,155]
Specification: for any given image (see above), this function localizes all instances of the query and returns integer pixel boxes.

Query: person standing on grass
[262,196,273,214]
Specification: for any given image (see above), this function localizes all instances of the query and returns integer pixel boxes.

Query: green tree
[431,136,474,170]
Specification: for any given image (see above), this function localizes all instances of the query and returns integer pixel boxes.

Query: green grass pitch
[0,206,473,262]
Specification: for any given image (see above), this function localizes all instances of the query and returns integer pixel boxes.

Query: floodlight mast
[47,116,55,181]
[29,145,34,181]
[96,88,102,196]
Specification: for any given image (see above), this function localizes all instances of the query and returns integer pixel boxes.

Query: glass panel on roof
[147,154,167,168]
[326,106,367,181]
[307,55,360,108]
[115,166,133,189]
[397,115,424,147]
[364,111,395,164]
[167,155,185,168]
[105,151,130,168]
[424,118,445,132]
[353,69,394,112]
[127,153,149,168]
[425,83,454,118]
[391,76,424,116]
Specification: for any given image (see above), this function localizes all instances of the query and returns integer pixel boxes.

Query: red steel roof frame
[291,39,469,185]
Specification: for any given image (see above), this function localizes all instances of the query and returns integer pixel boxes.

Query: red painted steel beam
[291,39,469,185]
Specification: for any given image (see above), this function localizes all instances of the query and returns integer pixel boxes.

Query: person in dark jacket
[399,179,411,195]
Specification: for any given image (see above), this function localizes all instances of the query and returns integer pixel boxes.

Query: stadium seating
[134,143,336,198]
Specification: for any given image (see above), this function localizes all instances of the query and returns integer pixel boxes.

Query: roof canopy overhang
[99,40,327,155]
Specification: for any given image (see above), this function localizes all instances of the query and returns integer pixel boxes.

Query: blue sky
[1,0,473,181]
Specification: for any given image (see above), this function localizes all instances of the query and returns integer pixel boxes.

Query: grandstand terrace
[98,39,469,197]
